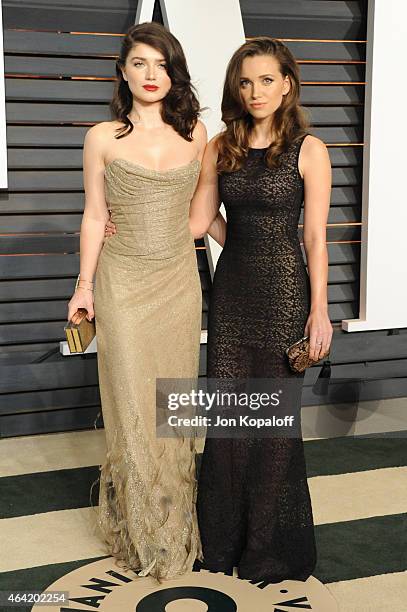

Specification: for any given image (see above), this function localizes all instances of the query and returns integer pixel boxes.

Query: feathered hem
[90,427,203,583]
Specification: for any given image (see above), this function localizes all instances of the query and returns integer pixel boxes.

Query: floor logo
[32,557,338,611]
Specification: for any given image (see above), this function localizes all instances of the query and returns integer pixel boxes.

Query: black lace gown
[196,136,317,583]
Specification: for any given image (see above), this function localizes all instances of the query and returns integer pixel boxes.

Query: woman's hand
[67,288,94,322]
[104,214,116,238]
[304,307,333,361]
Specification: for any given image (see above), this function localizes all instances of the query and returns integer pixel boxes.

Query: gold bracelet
[75,274,94,290]
[77,284,94,292]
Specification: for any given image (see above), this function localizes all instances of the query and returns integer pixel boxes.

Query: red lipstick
[143,85,159,91]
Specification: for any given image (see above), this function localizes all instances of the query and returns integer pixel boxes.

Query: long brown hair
[217,37,309,173]
[111,22,200,140]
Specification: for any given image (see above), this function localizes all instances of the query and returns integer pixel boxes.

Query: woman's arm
[207,211,227,247]
[67,124,110,321]
[189,135,222,239]
[300,134,333,361]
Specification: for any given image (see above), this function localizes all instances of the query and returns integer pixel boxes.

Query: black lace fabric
[196,136,317,583]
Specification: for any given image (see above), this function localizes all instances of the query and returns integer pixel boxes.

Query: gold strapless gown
[93,157,203,580]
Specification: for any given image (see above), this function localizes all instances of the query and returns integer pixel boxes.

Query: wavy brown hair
[111,22,200,140]
[217,37,309,173]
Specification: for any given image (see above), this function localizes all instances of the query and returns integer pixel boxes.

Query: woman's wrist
[310,303,328,314]
[76,285,94,292]
[75,273,94,291]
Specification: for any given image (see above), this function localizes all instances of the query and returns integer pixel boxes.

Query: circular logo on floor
[32,557,338,611]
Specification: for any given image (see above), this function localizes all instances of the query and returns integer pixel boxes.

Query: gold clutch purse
[64,308,96,353]
[285,335,329,373]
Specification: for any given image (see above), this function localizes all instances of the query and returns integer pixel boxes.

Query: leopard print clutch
[285,335,328,373]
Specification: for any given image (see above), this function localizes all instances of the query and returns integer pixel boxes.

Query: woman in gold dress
[67,23,208,581]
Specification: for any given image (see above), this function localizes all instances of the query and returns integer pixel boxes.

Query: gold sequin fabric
[93,158,203,581]
[196,137,317,582]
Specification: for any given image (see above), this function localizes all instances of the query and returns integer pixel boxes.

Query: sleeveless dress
[93,157,203,581]
[196,136,317,583]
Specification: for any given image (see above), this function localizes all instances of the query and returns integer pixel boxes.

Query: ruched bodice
[93,157,203,580]
[103,158,200,258]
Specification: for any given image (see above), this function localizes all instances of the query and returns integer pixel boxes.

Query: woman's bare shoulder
[199,132,223,168]
[206,132,223,151]
[85,120,124,141]
[302,134,328,155]
[84,121,125,161]
[191,120,208,152]
[299,134,331,181]
[193,119,207,137]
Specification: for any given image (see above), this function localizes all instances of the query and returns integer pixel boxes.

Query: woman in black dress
[189,37,332,583]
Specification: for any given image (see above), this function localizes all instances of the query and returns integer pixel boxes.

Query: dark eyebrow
[240,73,275,80]
[129,55,166,62]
